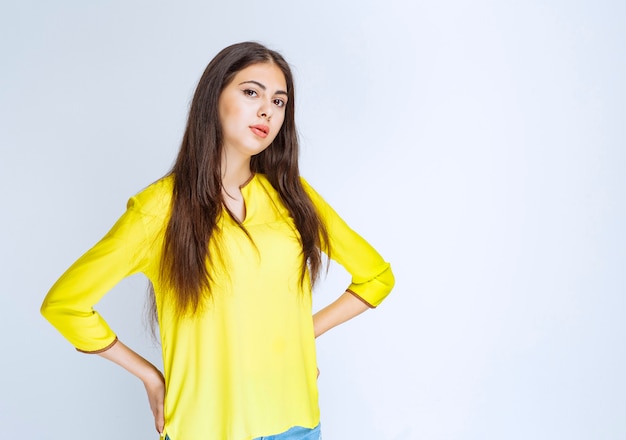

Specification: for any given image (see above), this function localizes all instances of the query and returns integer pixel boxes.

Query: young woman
[41,41,394,440]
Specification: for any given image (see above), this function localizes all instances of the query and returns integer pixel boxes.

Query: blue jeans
[164,423,321,440]
[253,423,322,440]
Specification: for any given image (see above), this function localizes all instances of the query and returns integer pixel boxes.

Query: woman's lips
[250,125,269,138]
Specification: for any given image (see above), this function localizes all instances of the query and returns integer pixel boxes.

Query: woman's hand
[96,340,166,434]
[143,368,166,434]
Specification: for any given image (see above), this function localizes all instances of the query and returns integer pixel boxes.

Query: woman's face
[218,62,288,161]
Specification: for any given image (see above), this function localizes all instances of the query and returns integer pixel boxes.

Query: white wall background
[1,1,625,439]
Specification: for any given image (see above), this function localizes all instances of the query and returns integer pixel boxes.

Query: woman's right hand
[96,340,166,435]
[143,368,166,435]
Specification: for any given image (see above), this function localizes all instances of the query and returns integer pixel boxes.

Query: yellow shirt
[41,174,394,440]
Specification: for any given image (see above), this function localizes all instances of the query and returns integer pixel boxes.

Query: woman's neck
[221,152,252,198]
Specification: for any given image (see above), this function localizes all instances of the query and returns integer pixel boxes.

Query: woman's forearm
[97,339,161,383]
[313,290,370,338]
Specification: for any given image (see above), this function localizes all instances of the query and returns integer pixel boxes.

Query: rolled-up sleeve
[302,178,395,307]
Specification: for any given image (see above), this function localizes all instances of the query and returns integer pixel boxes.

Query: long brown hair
[156,41,329,318]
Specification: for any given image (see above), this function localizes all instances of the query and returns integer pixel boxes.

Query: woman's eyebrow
[239,80,288,96]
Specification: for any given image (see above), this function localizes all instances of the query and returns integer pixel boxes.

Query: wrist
[140,364,164,386]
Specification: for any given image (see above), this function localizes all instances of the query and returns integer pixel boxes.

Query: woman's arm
[301,178,395,309]
[97,340,165,435]
[313,291,369,338]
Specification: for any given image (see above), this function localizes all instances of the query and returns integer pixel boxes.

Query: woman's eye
[273,98,285,108]
[243,89,257,97]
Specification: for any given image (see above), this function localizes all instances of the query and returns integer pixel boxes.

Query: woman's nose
[258,101,273,120]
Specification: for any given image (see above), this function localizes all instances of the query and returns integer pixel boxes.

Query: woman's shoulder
[298,175,323,201]
[128,175,174,217]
